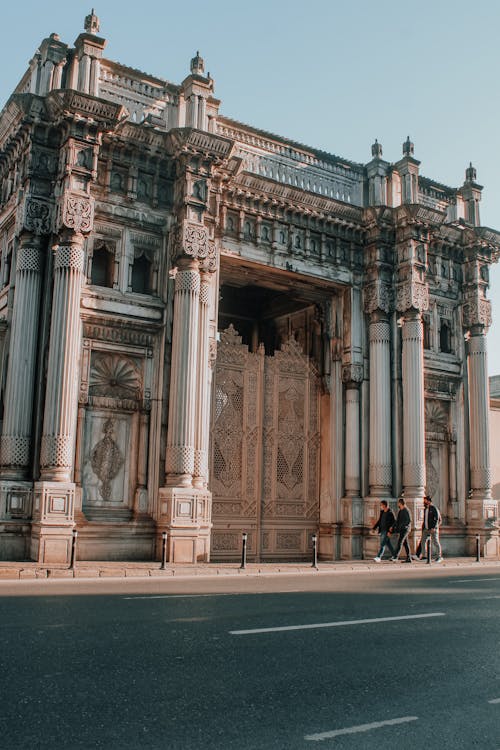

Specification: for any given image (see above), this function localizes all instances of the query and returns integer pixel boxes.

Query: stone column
[462,260,497,555]
[401,310,426,500]
[0,235,44,478]
[165,259,201,487]
[344,383,361,499]
[193,269,211,489]
[368,313,392,497]
[467,330,492,507]
[32,233,85,564]
[340,363,363,559]
[159,224,215,563]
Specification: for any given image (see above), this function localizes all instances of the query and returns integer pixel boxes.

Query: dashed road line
[304,716,418,741]
[230,612,445,635]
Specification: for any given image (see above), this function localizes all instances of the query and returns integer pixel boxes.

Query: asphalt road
[0,567,499,749]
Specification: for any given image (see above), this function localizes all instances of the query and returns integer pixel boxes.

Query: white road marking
[304,715,418,741]
[488,698,500,704]
[451,577,500,583]
[230,612,445,635]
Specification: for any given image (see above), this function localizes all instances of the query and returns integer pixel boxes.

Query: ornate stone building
[0,12,498,563]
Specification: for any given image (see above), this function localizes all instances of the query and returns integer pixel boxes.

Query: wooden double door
[210,325,320,560]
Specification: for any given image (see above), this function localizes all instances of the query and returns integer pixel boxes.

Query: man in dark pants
[391,497,412,563]
[419,494,443,562]
[372,500,396,562]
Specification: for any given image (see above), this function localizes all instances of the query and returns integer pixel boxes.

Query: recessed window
[91,243,114,288]
[439,320,452,353]
[131,254,151,294]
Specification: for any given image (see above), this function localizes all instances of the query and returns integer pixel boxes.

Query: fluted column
[0,236,44,477]
[368,313,392,496]
[344,383,361,497]
[401,311,426,498]
[39,235,85,482]
[467,330,491,501]
[193,270,211,489]
[165,259,200,487]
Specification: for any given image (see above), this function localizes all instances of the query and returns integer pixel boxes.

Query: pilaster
[0,234,45,478]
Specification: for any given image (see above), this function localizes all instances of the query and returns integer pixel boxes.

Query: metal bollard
[426,536,432,565]
[476,534,481,563]
[161,531,168,570]
[240,532,247,569]
[69,529,78,570]
[311,533,318,569]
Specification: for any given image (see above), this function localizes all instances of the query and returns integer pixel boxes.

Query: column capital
[363,280,392,314]
[56,192,94,234]
[396,278,429,313]
[341,363,363,385]
[16,196,52,236]
[173,221,213,264]
[463,287,492,332]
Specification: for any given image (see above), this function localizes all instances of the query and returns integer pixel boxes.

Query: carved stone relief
[82,412,132,509]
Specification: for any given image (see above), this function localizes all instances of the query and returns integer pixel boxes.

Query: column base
[31,481,75,564]
[466,497,499,558]
[0,480,33,520]
[340,496,363,559]
[158,487,212,563]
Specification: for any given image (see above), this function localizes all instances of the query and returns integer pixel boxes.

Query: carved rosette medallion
[61,193,94,233]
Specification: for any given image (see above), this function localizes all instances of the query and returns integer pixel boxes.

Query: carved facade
[0,14,498,563]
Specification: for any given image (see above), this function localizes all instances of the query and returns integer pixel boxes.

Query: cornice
[44,89,128,130]
[225,172,364,227]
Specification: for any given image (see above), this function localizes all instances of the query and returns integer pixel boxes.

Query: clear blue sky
[2,0,500,374]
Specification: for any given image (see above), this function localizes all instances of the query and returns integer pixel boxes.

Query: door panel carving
[210,328,320,560]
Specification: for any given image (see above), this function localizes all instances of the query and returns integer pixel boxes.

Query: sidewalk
[0,557,499,580]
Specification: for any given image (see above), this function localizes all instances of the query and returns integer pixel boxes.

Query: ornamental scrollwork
[363,281,391,314]
[462,295,492,330]
[61,193,94,233]
[21,198,52,235]
[396,281,429,313]
[341,363,364,384]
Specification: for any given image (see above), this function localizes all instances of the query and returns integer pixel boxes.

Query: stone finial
[84,8,100,35]
[402,136,414,157]
[190,51,205,76]
[371,139,383,158]
[465,162,477,184]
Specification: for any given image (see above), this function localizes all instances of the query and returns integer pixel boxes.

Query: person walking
[419,494,443,562]
[372,500,396,562]
[390,498,412,563]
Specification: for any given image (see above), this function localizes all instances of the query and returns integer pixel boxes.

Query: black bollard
[161,531,168,570]
[476,534,481,563]
[240,532,247,569]
[311,533,318,569]
[426,536,432,565]
[69,529,78,570]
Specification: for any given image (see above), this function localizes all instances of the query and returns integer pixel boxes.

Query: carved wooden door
[210,325,320,560]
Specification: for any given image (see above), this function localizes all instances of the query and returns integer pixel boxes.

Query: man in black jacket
[390,498,412,563]
[419,495,443,562]
[372,500,396,562]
